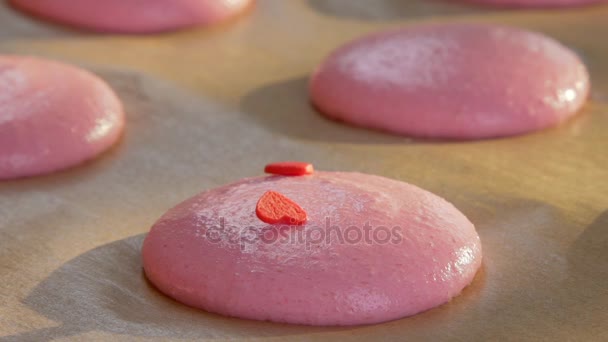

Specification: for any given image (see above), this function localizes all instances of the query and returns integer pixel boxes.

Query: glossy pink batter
[10,0,253,33]
[0,56,125,179]
[464,0,607,7]
[310,24,590,139]
[142,172,482,326]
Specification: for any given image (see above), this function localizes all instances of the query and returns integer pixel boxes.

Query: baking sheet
[0,0,607,341]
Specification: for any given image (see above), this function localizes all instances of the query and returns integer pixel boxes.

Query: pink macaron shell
[463,0,608,8]
[0,56,125,180]
[10,0,254,33]
[310,24,590,139]
[142,172,482,326]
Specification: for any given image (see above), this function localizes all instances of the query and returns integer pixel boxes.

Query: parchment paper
[0,0,607,341]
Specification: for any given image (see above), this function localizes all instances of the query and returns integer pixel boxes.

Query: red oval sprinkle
[256,191,307,225]
[264,162,314,176]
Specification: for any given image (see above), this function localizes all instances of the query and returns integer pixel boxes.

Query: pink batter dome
[10,0,254,33]
[142,172,482,326]
[310,24,590,139]
[0,55,125,179]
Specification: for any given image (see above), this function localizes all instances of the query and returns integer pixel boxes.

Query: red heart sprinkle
[256,191,307,225]
[264,162,314,176]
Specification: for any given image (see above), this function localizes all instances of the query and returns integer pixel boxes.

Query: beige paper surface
[0,0,607,340]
